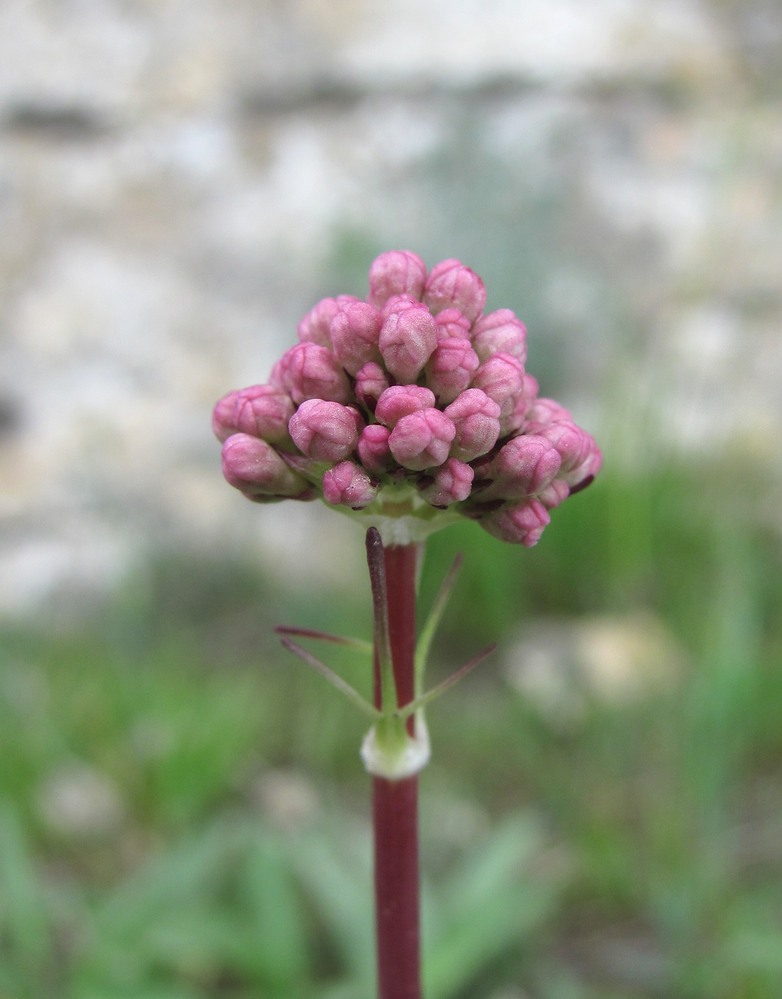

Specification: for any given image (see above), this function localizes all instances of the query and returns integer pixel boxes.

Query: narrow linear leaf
[279,638,380,720]
[275,626,372,654]
[416,553,464,689]
[400,644,496,719]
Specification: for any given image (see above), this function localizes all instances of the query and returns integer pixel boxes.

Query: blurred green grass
[1,457,781,998]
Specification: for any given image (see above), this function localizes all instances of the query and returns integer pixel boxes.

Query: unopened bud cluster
[214,251,601,545]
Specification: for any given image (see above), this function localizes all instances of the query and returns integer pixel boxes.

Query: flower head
[214,251,601,544]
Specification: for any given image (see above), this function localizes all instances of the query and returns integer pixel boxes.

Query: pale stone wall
[1,0,780,614]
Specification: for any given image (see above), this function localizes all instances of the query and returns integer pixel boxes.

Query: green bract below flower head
[214,251,602,546]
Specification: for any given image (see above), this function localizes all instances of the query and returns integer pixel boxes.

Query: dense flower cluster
[213,251,601,545]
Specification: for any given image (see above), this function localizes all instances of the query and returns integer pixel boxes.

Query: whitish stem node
[360,711,431,780]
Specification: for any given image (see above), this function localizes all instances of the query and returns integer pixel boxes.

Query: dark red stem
[373,541,422,999]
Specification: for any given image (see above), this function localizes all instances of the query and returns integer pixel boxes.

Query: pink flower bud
[535,421,593,476]
[444,388,501,462]
[288,399,363,462]
[420,458,474,507]
[471,309,527,364]
[380,293,421,318]
[500,373,539,436]
[526,397,573,426]
[379,304,438,383]
[469,450,495,483]
[276,342,352,405]
[471,352,526,433]
[221,433,309,499]
[480,499,550,546]
[323,460,379,508]
[354,361,390,410]
[565,443,603,492]
[434,308,472,341]
[489,434,562,499]
[357,424,394,473]
[297,297,343,347]
[536,479,570,510]
[424,338,480,405]
[329,300,383,375]
[212,390,241,442]
[368,250,427,306]
[228,384,295,444]
[424,259,487,322]
[388,408,456,471]
[375,385,436,428]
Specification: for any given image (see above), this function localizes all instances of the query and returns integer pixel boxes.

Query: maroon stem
[373,542,422,999]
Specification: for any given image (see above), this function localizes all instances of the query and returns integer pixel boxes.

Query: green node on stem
[361,710,431,780]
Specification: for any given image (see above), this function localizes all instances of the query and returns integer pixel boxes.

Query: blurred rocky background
[1,0,781,615]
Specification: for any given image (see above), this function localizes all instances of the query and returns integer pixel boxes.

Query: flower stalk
[371,537,422,999]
